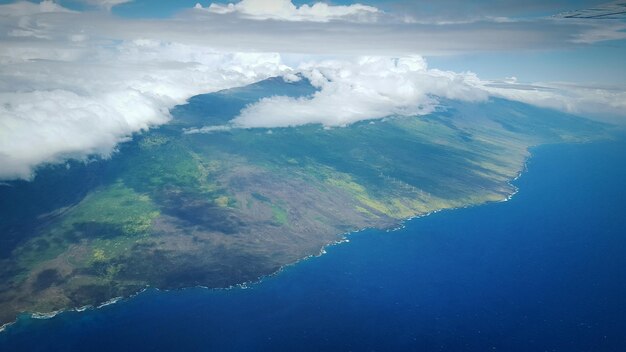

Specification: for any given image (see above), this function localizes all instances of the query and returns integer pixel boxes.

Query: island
[0,77,609,328]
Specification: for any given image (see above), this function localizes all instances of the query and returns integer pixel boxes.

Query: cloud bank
[0,0,625,180]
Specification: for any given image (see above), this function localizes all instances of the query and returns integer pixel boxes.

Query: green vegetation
[271,204,288,225]
[8,182,158,281]
[138,134,170,150]
[62,182,159,236]
[0,78,610,327]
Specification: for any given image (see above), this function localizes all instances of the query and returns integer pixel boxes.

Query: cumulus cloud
[232,56,488,128]
[200,0,379,22]
[228,56,626,129]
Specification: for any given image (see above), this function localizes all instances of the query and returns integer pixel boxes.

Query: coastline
[3,136,625,351]
[4,134,616,334]
[0,142,541,334]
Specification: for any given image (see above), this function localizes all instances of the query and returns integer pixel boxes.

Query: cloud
[79,0,133,11]
[232,56,488,128]
[227,57,626,129]
[228,56,626,129]
[201,0,380,22]
[0,0,74,16]
[568,19,626,42]
[184,125,233,134]
[556,1,626,19]
[0,1,625,180]
[0,89,168,178]
[483,80,626,121]
[0,30,290,179]
[3,1,622,55]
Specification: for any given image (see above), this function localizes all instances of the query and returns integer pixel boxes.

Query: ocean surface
[1,138,625,351]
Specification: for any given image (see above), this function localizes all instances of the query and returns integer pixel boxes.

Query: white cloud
[0,25,291,179]
[201,0,380,22]
[0,0,74,17]
[0,1,625,180]
[232,56,488,128]
[184,125,233,134]
[483,81,626,121]
[229,58,626,130]
[79,0,133,11]
[2,2,620,55]
[0,89,168,178]
[229,56,626,129]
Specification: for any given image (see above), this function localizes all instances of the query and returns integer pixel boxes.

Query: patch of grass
[271,205,288,225]
[324,173,396,217]
[60,182,159,236]
[122,140,222,195]
[12,182,159,273]
[92,249,106,262]
[86,234,149,266]
[11,237,69,278]
[138,134,170,150]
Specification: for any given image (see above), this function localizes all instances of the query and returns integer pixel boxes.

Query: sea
[1,138,625,351]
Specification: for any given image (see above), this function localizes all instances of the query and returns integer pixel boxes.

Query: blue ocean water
[1,138,625,351]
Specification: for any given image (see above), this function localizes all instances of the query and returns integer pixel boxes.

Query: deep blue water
[1,138,625,351]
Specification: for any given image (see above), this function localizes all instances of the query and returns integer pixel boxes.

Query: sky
[93,0,626,85]
[0,0,625,180]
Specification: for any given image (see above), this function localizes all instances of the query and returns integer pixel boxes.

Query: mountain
[0,77,609,327]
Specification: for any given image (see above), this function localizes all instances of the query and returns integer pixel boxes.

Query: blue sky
[427,43,626,86]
